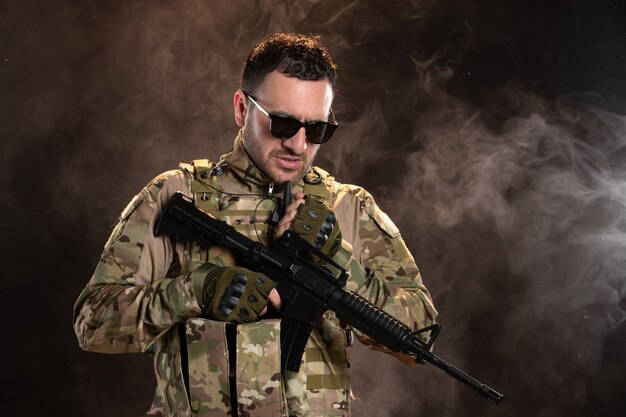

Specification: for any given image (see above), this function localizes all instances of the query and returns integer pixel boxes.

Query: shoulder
[121,163,196,221]
[145,168,190,203]
[311,166,369,203]
[317,168,401,239]
[315,167,367,212]
[113,169,187,223]
[147,156,224,199]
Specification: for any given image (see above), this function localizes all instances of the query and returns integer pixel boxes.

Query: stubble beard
[242,127,317,185]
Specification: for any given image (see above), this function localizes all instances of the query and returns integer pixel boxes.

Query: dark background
[2,0,625,416]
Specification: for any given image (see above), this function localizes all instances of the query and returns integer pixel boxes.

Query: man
[73,33,438,417]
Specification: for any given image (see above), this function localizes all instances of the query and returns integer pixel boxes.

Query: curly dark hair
[241,33,338,95]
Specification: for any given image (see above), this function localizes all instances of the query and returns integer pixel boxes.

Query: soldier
[73,33,438,417]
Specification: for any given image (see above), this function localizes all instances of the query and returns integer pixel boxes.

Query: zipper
[268,182,274,196]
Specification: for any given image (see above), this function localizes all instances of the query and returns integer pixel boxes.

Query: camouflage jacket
[73,134,438,417]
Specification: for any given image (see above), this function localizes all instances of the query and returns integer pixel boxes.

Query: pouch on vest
[185,318,286,417]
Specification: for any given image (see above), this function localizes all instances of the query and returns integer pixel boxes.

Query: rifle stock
[154,192,504,405]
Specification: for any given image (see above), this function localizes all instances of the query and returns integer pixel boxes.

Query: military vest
[179,159,353,417]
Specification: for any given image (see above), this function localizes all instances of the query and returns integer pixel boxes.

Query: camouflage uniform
[73,133,438,417]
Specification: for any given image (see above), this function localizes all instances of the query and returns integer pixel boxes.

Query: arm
[72,171,204,353]
[334,186,438,365]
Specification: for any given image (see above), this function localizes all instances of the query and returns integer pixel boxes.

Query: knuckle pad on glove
[206,267,276,323]
[291,196,342,258]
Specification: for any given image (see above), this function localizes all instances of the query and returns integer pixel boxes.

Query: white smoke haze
[389,88,626,414]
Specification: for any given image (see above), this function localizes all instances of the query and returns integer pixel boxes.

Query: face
[234,71,334,185]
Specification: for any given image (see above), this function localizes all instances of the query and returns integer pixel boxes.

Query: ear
[234,90,247,128]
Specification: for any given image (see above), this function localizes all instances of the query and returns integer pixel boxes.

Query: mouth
[273,154,304,170]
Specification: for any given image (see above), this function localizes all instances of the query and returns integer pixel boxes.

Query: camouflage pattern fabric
[185,318,231,416]
[235,319,285,416]
[184,318,285,416]
[73,133,438,417]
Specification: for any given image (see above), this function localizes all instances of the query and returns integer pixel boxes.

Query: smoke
[403,91,626,411]
[2,1,625,416]
[344,54,626,417]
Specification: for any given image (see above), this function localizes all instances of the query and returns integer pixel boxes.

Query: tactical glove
[290,195,342,258]
[193,264,276,323]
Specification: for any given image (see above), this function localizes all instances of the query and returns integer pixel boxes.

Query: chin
[265,163,307,185]
[271,170,304,185]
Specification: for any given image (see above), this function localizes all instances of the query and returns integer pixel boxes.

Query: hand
[197,265,278,323]
[276,192,342,258]
[274,192,306,239]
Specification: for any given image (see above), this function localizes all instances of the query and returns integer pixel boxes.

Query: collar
[218,131,292,196]
[219,131,268,189]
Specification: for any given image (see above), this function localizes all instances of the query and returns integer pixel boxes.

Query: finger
[260,289,282,316]
[274,198,305,238]
[274,223,286,239]
[285,195,305,213]
[268,288,282,310]
[279,206,299,225]
[280,199,304,226]
[275,212,297,237]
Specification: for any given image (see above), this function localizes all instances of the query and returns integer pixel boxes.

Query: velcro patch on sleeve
[365,203,401,238]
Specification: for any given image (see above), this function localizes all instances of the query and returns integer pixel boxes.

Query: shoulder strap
[303,166,335,203]
[179,158,223,213]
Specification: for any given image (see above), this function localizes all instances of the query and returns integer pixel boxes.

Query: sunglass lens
[313,123,338,144]
[305,123,327,144]
[270,117,301,139]
[269,115,337,144]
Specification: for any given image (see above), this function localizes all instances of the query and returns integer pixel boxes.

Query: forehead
[256,71,334,120]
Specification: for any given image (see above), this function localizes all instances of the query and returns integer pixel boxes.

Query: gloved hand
[290,195,342,258]
[193,264,277,323]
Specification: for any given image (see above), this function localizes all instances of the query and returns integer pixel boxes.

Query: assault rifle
[154,191,504,404]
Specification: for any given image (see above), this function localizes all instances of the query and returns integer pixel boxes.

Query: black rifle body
[154,192,504,404]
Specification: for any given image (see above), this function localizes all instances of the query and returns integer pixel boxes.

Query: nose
[282,127,308,154]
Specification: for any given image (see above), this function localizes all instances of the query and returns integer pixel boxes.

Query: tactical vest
[179,159,353,417]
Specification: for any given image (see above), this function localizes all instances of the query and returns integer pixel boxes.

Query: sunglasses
[246,94,338,144]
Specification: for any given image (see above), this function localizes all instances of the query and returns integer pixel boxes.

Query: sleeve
[72,170,206,353]
[334,186,438,366]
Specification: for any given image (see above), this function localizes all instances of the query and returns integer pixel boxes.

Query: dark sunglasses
[246,94,338,144]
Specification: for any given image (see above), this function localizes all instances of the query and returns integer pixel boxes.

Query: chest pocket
[187,195,278,269]
[182,159,278,267]
[215,195,277,241]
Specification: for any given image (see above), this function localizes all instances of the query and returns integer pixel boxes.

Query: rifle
[154,191,504,405]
